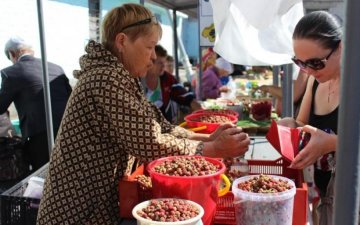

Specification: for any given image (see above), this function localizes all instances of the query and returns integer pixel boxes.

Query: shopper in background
[277,11,342,225]
[165,55,175,74]
[37,4,250,225]
[145,45,202,124]
[217,57,234,86]
[0,36,72,171]
[201,56,233,100]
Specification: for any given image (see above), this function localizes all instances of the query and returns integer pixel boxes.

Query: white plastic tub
[132,198,204,225]
[232,175,296,225]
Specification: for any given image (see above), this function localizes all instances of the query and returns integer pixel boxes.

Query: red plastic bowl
[147,156,226,225]
[184,112,238,134]
[192,109,239,119]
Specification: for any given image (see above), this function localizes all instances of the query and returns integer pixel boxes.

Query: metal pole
[272,66,280,86]
[173,9,180,80]
[197,0,202,100]
[281,64,293,117]
[139,0,144,5]
[36,0,54,155]
[272,66,280,107]
[334,0,360,223]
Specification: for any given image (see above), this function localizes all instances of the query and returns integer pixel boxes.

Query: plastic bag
[23,176,45,199]
[0,136,29,180]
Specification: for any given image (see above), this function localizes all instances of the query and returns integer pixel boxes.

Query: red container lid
[266,120,301,162]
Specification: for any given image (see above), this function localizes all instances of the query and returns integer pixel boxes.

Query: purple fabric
[201,66,222,100]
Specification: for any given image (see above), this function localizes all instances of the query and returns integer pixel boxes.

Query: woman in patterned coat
[37,3,250,225]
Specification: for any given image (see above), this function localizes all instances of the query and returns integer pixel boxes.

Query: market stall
[1,0,360,225]
[117,137,308,225]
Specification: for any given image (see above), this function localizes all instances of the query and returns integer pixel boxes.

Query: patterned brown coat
[37,41,200,225]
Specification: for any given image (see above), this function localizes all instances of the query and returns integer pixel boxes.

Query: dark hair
[155,45,167,57]
[293,11,342,49]
[166,55,174,62]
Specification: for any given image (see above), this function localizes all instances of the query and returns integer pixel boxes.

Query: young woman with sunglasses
[278,11,342,225]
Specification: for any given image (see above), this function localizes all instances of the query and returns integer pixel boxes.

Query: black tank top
[309,80,338,134]
[308,80,338,196]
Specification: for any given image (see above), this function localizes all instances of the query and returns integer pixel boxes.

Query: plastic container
[184,113,238,134]
[147,156,226,225]
[23,176,44,199]
[132,198,204,225]
[214,158,308,225]
[232,175,296,225]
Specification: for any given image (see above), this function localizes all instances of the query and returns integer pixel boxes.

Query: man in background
[165,55,175,75]
[0,36,72,171]
[144,45,201,124]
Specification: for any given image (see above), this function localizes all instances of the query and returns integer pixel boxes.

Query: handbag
[0,135,30,180]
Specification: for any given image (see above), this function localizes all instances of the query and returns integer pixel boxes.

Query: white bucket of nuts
[232,174,296,225]
[132,198,204,225]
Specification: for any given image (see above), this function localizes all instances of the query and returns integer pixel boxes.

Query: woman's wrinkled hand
[289,125,336,169]
[212,126,250,158]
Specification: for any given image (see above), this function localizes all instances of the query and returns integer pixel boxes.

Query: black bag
[0,136,29,180]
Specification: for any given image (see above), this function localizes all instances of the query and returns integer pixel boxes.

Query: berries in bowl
[132,198,204,225]
[184,113,238,133]
[250,101,272,121]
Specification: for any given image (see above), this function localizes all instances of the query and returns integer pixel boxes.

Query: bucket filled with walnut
[232,174,296,225]
[132,198,204,225]
[147,156,229,225]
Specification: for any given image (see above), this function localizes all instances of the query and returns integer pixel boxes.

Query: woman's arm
[259,85,282,99]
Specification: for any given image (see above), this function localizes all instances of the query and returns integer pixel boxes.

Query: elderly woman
[37,4,250,225]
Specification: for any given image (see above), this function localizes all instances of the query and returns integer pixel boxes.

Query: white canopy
[210,0,304,66]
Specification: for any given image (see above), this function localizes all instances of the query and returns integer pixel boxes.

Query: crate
[0,163,48,225]
[214,158,308,225]
[118,164,152,218]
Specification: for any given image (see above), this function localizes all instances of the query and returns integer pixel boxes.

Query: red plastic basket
[214,158,308,225]
[184,113,238,134]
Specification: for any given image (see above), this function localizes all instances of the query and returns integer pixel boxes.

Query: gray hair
[4,36,32,59]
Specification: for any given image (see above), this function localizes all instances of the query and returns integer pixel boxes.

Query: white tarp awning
[210,0,304,66]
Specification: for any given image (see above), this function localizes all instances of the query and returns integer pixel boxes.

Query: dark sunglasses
[292,44,339,71]
[121,16,158,32]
